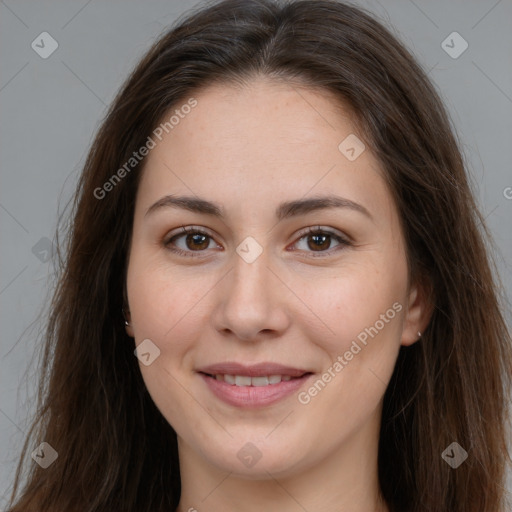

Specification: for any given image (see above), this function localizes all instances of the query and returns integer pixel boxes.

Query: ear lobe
[123,306,135,338]
[401,276,433,346]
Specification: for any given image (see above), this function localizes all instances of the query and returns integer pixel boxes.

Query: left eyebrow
[144,194,373,221]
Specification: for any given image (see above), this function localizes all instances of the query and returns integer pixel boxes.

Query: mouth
[196,362,314,407]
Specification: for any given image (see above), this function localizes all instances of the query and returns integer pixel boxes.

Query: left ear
[401,275,433,346]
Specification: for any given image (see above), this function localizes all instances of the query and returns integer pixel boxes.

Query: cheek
[127,244,190,330]
[299,263,406,359]
[301,264,406,421]
[127,259,220,361]
[296,272,405,427]
[126,265,210,422]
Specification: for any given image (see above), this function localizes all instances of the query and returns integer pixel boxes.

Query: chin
[192,432,311,479]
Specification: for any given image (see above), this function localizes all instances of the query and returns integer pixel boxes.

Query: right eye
[163,226,222,257]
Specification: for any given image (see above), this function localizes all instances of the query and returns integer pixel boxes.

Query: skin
[124,76,431,512]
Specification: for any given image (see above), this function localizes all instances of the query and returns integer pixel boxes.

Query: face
[125,77,425,478]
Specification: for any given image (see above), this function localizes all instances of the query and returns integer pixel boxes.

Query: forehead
[135,78,396,230]
[158,77,359,160]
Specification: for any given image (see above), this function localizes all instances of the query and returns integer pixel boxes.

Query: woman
[6,0,512,511]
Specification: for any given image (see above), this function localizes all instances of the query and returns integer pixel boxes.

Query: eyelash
[163,225,352,259]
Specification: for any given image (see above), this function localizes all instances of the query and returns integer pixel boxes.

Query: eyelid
[293,225,352,244]
[167,225,216,239]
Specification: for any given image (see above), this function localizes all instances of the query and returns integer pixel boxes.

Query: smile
[198,370,313,407]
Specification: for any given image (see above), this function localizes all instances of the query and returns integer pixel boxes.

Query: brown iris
[186,232,210,251]
[307,233,330,251]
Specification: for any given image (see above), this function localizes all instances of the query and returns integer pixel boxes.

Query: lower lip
[199,373,313,408]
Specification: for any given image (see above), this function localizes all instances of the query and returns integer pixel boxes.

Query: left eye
[164,226,350,258]
[292,228,349,255]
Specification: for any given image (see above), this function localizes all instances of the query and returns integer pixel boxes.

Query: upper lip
[197,362,312,378]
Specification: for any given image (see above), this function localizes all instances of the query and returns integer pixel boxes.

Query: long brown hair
[6,1,512,510]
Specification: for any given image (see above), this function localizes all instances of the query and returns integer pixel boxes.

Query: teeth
[251,376,269,387]
[212,374,297,386]
[235,376,252,387]
[224,374,236,385]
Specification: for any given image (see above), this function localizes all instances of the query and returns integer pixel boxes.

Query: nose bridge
[231,247,270,303]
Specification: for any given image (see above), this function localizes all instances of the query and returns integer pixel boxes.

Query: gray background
[1,0,511,507]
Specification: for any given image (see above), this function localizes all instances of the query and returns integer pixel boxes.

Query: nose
[210,247,291,342]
